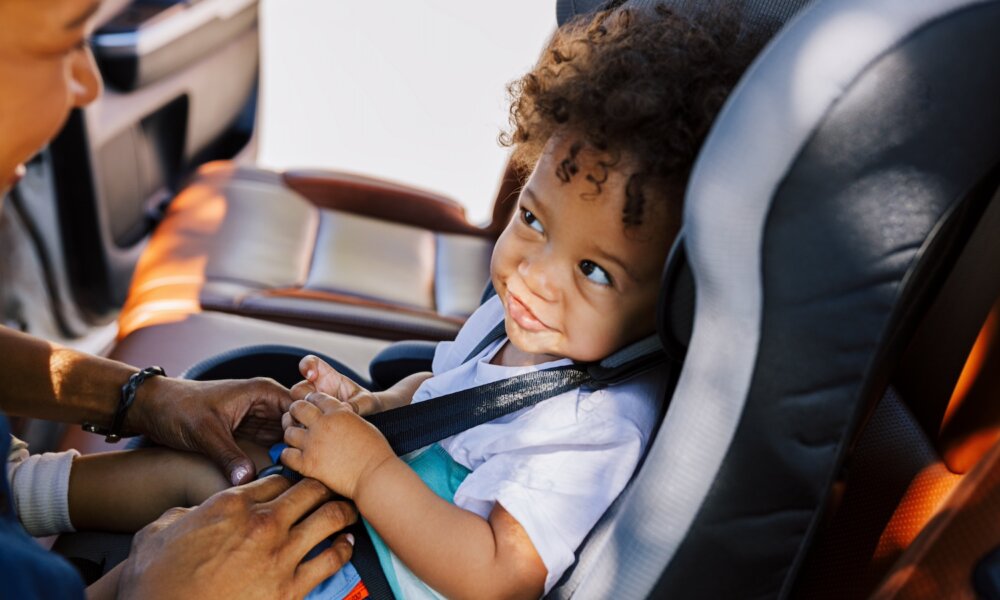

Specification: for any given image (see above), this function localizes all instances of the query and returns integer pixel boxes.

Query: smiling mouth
[506,292,552,332]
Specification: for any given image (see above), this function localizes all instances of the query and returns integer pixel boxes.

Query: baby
[40,4,762,599]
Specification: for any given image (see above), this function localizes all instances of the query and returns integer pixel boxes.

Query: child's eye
[580,260,613,286]
[520,208,545,233]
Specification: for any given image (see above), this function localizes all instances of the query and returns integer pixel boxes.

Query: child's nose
[517,254,559,302]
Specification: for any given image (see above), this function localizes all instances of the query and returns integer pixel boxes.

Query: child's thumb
[299,355,319,381]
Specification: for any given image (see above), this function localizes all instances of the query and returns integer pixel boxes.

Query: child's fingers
[312,359,346,393]
[290,379,317,401]
[281,411,296,430]
[289,399,322,426]
[280,447,304,472]
[304,391,342,411]
[298,355,320,381]
[284,425,307,448]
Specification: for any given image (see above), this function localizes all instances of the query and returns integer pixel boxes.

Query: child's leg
[68,440,273,533]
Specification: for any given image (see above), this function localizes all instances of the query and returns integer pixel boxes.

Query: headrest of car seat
[556,0,812,38]
[657,233,694,362]
[554,0,1000,598]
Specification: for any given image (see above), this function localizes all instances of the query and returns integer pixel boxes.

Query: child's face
[491,137,674,363]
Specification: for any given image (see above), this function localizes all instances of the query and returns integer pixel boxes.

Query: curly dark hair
[500,2,765,227]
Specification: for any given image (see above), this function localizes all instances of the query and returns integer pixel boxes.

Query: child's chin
[509,330,562,358]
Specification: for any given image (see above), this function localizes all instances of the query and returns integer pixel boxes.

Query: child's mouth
[507,293,551,332]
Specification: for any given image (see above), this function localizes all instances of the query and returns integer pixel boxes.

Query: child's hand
[281,391,395,499]
[292,355,383,416]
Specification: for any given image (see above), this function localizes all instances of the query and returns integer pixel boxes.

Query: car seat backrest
[551,0,1000,597]
[556,0,812,37]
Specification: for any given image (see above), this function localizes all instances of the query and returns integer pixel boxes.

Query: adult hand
[118,475,356,600]
[127,376,293,485]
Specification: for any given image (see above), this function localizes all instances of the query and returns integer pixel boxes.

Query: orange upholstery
[118,161,511,341]
[938,301,1000,473]
[792,298,1000,598]
[872,438,1000,599]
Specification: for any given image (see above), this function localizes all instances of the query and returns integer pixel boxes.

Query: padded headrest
[558,0,1000,597]
[556,0,812,37]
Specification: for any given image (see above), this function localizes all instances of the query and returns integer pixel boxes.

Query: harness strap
[368,365,591,456]
[351,320,664,599]
[462,320,507,364]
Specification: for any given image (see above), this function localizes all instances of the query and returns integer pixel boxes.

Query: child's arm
[282,392,547,600]
[68,441,272,533]
[293,355,431,415]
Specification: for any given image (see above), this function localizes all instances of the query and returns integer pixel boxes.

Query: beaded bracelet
[82,366,166,443]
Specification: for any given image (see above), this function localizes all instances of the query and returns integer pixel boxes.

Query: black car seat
[544,0,1000,596]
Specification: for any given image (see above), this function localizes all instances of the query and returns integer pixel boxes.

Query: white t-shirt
[411,296,664,592]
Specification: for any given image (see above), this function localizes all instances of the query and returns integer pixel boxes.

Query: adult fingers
[293,532,356,596]
[198,425,258,485]
[289,399,322,426]
[144,506,191,535]
[268,478,333,527]
[286,502,358,560]
[220,472,292,504]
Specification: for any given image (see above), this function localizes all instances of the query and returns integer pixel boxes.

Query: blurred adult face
[0,0,102,195]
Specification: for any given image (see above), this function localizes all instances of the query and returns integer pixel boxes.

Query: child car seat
[552,0,1000,597]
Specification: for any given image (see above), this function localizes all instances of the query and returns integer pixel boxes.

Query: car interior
[3,0,1000,597]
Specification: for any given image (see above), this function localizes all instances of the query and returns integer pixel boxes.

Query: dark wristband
[82,366,166,443]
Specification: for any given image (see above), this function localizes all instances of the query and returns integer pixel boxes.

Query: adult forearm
[0,326,135,424]
[356,459,542,600]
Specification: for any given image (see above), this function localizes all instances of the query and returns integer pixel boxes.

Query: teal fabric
[363,443,471,599]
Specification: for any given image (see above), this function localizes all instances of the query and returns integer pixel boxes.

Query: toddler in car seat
[43,3,764,599]
[273,4,763,598]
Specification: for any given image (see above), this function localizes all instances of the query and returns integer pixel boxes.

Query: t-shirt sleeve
[451,412,647,593]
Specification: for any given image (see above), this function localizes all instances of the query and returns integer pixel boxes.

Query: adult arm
[0,326,291,484]
[116,475,357,600]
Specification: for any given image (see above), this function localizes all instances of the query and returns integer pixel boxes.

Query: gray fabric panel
[557,0,813,38]
[569,0,998,597]
[555,0,611,25]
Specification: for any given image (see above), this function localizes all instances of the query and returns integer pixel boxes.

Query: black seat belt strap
[368,365,591,455]
[350,319,663,599]
[462,320,507,364]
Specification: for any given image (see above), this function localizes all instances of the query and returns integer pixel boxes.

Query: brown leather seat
[118,160,520,342]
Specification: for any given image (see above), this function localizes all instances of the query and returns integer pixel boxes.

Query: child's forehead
[529,137,673,228]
